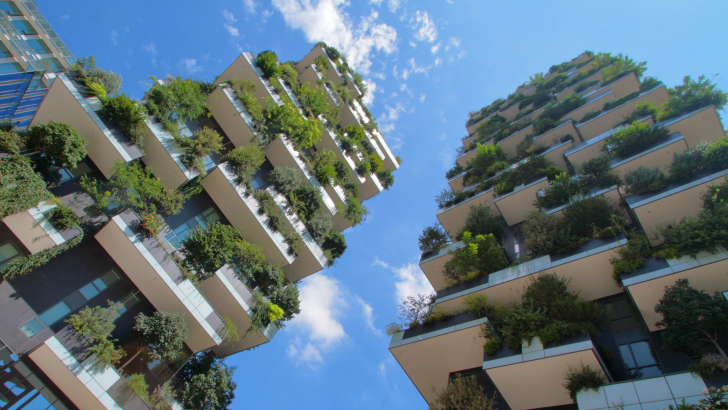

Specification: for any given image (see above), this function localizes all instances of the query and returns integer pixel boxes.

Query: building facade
[0,17,399,408]
[390,51,728,410]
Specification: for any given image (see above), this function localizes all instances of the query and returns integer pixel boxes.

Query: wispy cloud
[141,42,158,67]
[179,58,202,75]
[222,9,240,37]
[420,93,426,103]
[60,14,69,20]
[261,9,274,22]
[411,10,437,43]
[373,258,434,302]
[355,296,381,336]
[243,0,258,14]
[431,42,441,54]
[439,148,454,169]
[111,30,118,46]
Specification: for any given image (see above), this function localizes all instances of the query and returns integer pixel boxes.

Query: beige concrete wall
[448,173,466,192]
[542,140,574,171]
[207,87,256,148]
[3,211,56,254]
[499,103,522,123]
[555,70,604,102]
[611,138,687,179]
[560,90,614,123]
[664,105,725,148]
[437,191,497,240]
[466,112,495,136]
[499,125,534,160]
[30,79,124,179]
[215,54,276,108]
[494,179,549,226]
[141,124,188,191]
[295,45,326,75]
[420,254,454,291]
[566,118,656,170]
[456,147,480,167]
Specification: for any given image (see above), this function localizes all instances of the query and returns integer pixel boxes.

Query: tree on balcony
[177,126,223,175]
[132,311,189,362]
[428,375,497,410]
[66,302,126,366]
[418,223,450,254]
[175,349,237,410]
[26,121,87,169]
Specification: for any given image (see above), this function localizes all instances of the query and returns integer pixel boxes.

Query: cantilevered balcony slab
[626,169,728,246]
[367,126,400,171]
[266,187,329,282]
[498,102,522,123]
[389,314,488,405]
[204,265,278,357]
[593,72,640,100]
[29,335,151,410]
[656,105,725,147]
[141,117,216,190]
[419,241,465,291]
[499,124,534,160]
[545,185,627,219]
[215,52,283,108]
[2,200,81,254]
[555,70,603,101]
[609,132,687,179]
[541,139,574,171]
[559,89,615,123]
[621,247,728,332]
[436,234,626,312]
[207,85,258,148]
[577,372,708,410]
[466,112,496,137]
[95,212,224,352]
[565,116,655,171]
[447,171,468,192]
[202,164,296,268]
[296,44,361,98]
[533,119,580,149]
[484,335,610,410]
[455,144,483,167]
[436,187,497,240]
[576,85,669,141]
[264,135,338,216]
[30,74,142,179]
[493,177,549,226]
[315,117,367,186]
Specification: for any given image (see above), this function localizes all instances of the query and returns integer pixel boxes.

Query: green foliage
[73,56,123,95]
[290,185,323,222]
[0,129,24,153]
[179,222,250,279]
[574,80,599,93]
[603,120,669,158]
[66,301,121,343]
[307,212,332,243]
[610,233,652,283]
[656,279,728,360]
[256,50,280,79]
[126,374,149,399]
[443,232,507,286]
[102,93,147,146]
[177,126,223,175]
[455,204,505,242]
[535,94,585,133]
[264,101,321,148]
[322,232,346,264]
[621,100,660,125]
[310,148,337,185]
[296,83,330,118]
[268,167,303,196]
[639,76,662,92]
[687,354,728,379]
[181,361,236,410]
[428,375,497,410]
[624,166,667,195]
[146,77,207,133]
[88,338,126,366]
[80,161,184,216]
[377,169,394,190]
[493,155,562,196]
[602,91,640,112]
[669,138,728,182]
[563,363,606,401]
[600,53,647,84]
[133,311,189,362]
[26,121,87,169]
[356,160,371,176]
[221,144,265,188]
[279,63,300,90]
[226,79,267,136]
[0,155,52,219]
[267,284,300,325]
[579,111,601,123]
[535,172,586,209]
[1,231,83,281]
[659,75,728,121]
[344,196,367,225]
[48,203,80,230]
[418,223,450,254]
[84,80,107,100]
[463,143,506,186]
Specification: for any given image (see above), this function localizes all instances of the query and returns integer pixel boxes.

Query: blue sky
[39,0,728,408]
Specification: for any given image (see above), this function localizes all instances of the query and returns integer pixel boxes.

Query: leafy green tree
[268,166,302,196]
[655,278,728,360]
[66,302,121,343]
[429,375,497,410]
[146,77,207,130]
[267,283,301,326]
[296,83,330,117]
[322,232,346,264]
[291,185,322,222]
[377,169,394,190]
[306,212,332,242]
[256,50,280,79]
[177,126,223,174]
[418,223,450,254]
[133,311,188,362]
[443,232,507,285]
[0,129,25,153]
[344,196,367,226]
[600,53,647,83]
[102,93,147,146]
[0,155,52,219]
[264,102,321,149]
[456,204,505,242]
[221,144,265,188]
[180,222,246,278]
[252,263,284,295]
[180,358,236,410]
[659,75,728,121]
[26,121,87,169]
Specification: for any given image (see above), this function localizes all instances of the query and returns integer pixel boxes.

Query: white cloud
[362,79,377,106]
[111,30,118,46]
[355,296,381,336]
[287,275,347,365]
[387,0,401,12]
[373,258,434,302]
[437,132,446,141]
[412,10,437,43]
[450,37,461,48]
[141,42,158,67]
[369,0,384,4]
[222,9,240,37]
[372,72,386,80]
[431,42,441,54]
[179,58,202,75]
[400,57,432,80]
[272,0,397,75]
[439,148,454,170]
[458,50,467,59]
[448,55,455,63]
[408,40,417,48]
[399,83,407,91]
[379,358,393,379]
[420,93,426,103]
[434,57,442,67]
[60,14,69,20]
[243,0,257,13]
[447,0,453,3]
[261,9,274,22]
[222,8,237,23]
[224,24,240,37]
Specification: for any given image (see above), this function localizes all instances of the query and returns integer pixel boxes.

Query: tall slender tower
[389,51,728,410]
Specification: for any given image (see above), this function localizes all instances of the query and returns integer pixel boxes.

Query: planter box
[419,241,465,291]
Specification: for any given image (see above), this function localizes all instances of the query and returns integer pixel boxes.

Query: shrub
[296,83,330,118]
[580,155,620,188]
[126,373,149,399]
[179,222,245,279]
[600,53,647,84]
[322,232,346,264]
[419,224,449,254]
[579,111,601,123]
[226,79,267,136]
[575,80,599,93]
[655,203,728,260]
[377,169,394,189]
[221,145,265,188]
[88,338,126,366]
[50,204,80,230]
[603,120,669,158]
[493,155,562,196]
[563,363,606,401]
[0,129,24,153]
[610,233,652,282]
[133,311,189,362]
[102,93,147,146]
[669,138,728,182]
[267,283,301,325]
[73,56,122,95]
[256,50,280,79]
[639,76,661,92]
[291,185,322,222]
[562,196,615,239]
[268,167,302,196]
[443,232,507,285]
[621,100,659,124]
[602,91,640,112]
[146,77,207,127]
[264,102,321,148]
[356,160,371,176]
[344,196,367,225]
[0,155,52,218]
[177,127,223,175]
[428,375,497,410]
[26,121,87,169]
[624,166,667,195]
[66,302,121,343]
[536,173,585,209]
[456,204,504,242]
[535,94,585,133]
[180,363,236,410]
[659,75,728,121]
[306,212,332,243]
[522,273,571,312]
[463,144,506,186]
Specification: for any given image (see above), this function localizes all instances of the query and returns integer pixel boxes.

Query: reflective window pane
[78,283,99,300]
[20,319,44,338]
[62,291,86,311]
[631,341,658,367]
[100,270,120,287]
[619,344,636,368]
[37,303,71,326]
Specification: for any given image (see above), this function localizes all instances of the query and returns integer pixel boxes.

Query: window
[117,292,140,315]
[0,243,20,271]
[619,341,663,379]
[602,297,641,332]
[11,20,36,36]
[19,318,43,338]
[164,207,221,249]
[0,63,23,75]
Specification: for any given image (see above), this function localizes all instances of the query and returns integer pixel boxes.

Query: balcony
[436,234,626,312]
[531,116,578,145]
[499,124,534,160]
[565,117,655,171]
[576,85,670,141]
[436,186,496,240]
[594,72,641,100]
[541,138,575,171]
[493,176,550,226]
[203,265,278,357]
[362,119,399,171]
[483,334,611,410]
[388,313,489,405]
[455,146,479,167]
[95,211,225,352]
[215,52,283,107]
[577,372,708,410]
[264,135,339,216]
[621,248,728,332]
[609,132,687,179]
[266,187,329,282]
[498,102,522,123]
[447,170,468,192]
[28,333,152,410]
[419,241,465,291]
[555,70,604,101]
[2,200,81,254]
[655,105,726,147]
[627,168,728,246]
[30,73,142,179]
[466,112,496,137]
[201,163,297,268]
[545,185,627,219]
[141,117,218,190]
[315,117,366,185]
[207,84,258,148]
[559,89,615,123]
[295,44,361,98]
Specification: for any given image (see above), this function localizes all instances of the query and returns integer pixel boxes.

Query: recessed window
[37,302,71,327]
[619,341,663,379]
[117,292,140,315]
[0,242,21,271]
[603,297,641,332]
[164,207,222,249]
[19,318,44,338]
